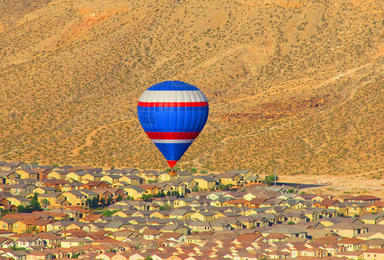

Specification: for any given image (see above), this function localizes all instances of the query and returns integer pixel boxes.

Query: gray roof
[170,209,190,216]
[104,221,126,228]
[264,225,307,235]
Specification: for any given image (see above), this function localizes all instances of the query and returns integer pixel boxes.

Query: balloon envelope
[137,81,209,168]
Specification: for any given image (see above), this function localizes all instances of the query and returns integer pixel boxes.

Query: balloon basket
[168,169,178,177]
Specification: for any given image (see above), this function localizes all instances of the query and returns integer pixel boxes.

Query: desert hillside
[0,0,383,175]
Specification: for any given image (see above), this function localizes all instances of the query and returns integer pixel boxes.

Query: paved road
[274,182,327,189]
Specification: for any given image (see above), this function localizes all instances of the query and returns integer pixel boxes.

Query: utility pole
[274,168,277,186]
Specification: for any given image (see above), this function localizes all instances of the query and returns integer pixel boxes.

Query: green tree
[17,194,42,213]
[142,194,153,202]
[41,198,50,208]
[30,193,42,211]
[264,174,278,185]
[87,197,100,209]
[218,184,233,191]
[153,191,165,197]
[159,204,171,210]
[101,209,118,217]
[125,196,134,201]
[100,198,106,207]
[92,197,99,208]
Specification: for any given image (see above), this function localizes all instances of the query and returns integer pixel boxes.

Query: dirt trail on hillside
[71,120,133,157]
[230,62,374,105]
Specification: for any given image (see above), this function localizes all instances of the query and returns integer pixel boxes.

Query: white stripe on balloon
[151,139,195,144]
[139,90,208,103]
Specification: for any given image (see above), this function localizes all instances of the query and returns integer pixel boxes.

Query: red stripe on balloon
[167,160,178,168]
[138,102,208,107]
[146,132,200,139]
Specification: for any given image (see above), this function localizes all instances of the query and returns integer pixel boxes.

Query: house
[123,186,145,200]
[12,219,52,233]
[174,198,189,208]
[346,195,381,203]
[43,179,68,190]
[80,189,99,200]
[8,183,35,196]
[169,209,192,220]
[112,210,135,218]
[61,237,88,248]
[338,237,365,252]
[190,212,215,222]
[361,214,384,224]
[281,199,306,209]
[139,184,161,195]
[160,224,190,234]
[80,213,103,223]
[160,232,187,247]
[313,199,338,209]
[16,168,35,179]
[104,221,129,232]
[233,232,260,246]
[127,253,146,260]
[223,198,248,208]
[38,192,69,207]
[243,171,262,185]
[0,219,16,231]
[82,172,103,183]
[158,181,186,196]
[150,211,170,219]
[7,196,30,206]
[158,172,172,182]
[65,171,88,182]
[0,171,20,184]
[47,170,68,180]
[218,171,245,186]
[3,250,28,260]
[16,237,45,249]
[119,175,144,186]
[261,225,308,239]
[244,198,267,208]
[189,176,217,191]
[95,252,115,260]
[82,222,106,232]
[33,186,55,195]
[62,191,87,206]
[327,222,368,238]
[61,181,83,191]
[279,210,309,223]
[187,221,213,232]
[363,248,384,260]
[83,181,110,190]
[101,175,121,184]
[109,230,137,242]
[0,197,17,212]
[143,229,161,240]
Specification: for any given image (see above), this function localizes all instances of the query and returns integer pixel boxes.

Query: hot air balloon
[137,81,209,173]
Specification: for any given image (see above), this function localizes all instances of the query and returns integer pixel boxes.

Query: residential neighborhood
[0,161,383,259]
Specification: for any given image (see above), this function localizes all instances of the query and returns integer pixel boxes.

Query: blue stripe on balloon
[147,81,199,91]
[137,106,209,133]
[154,143,193,161]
